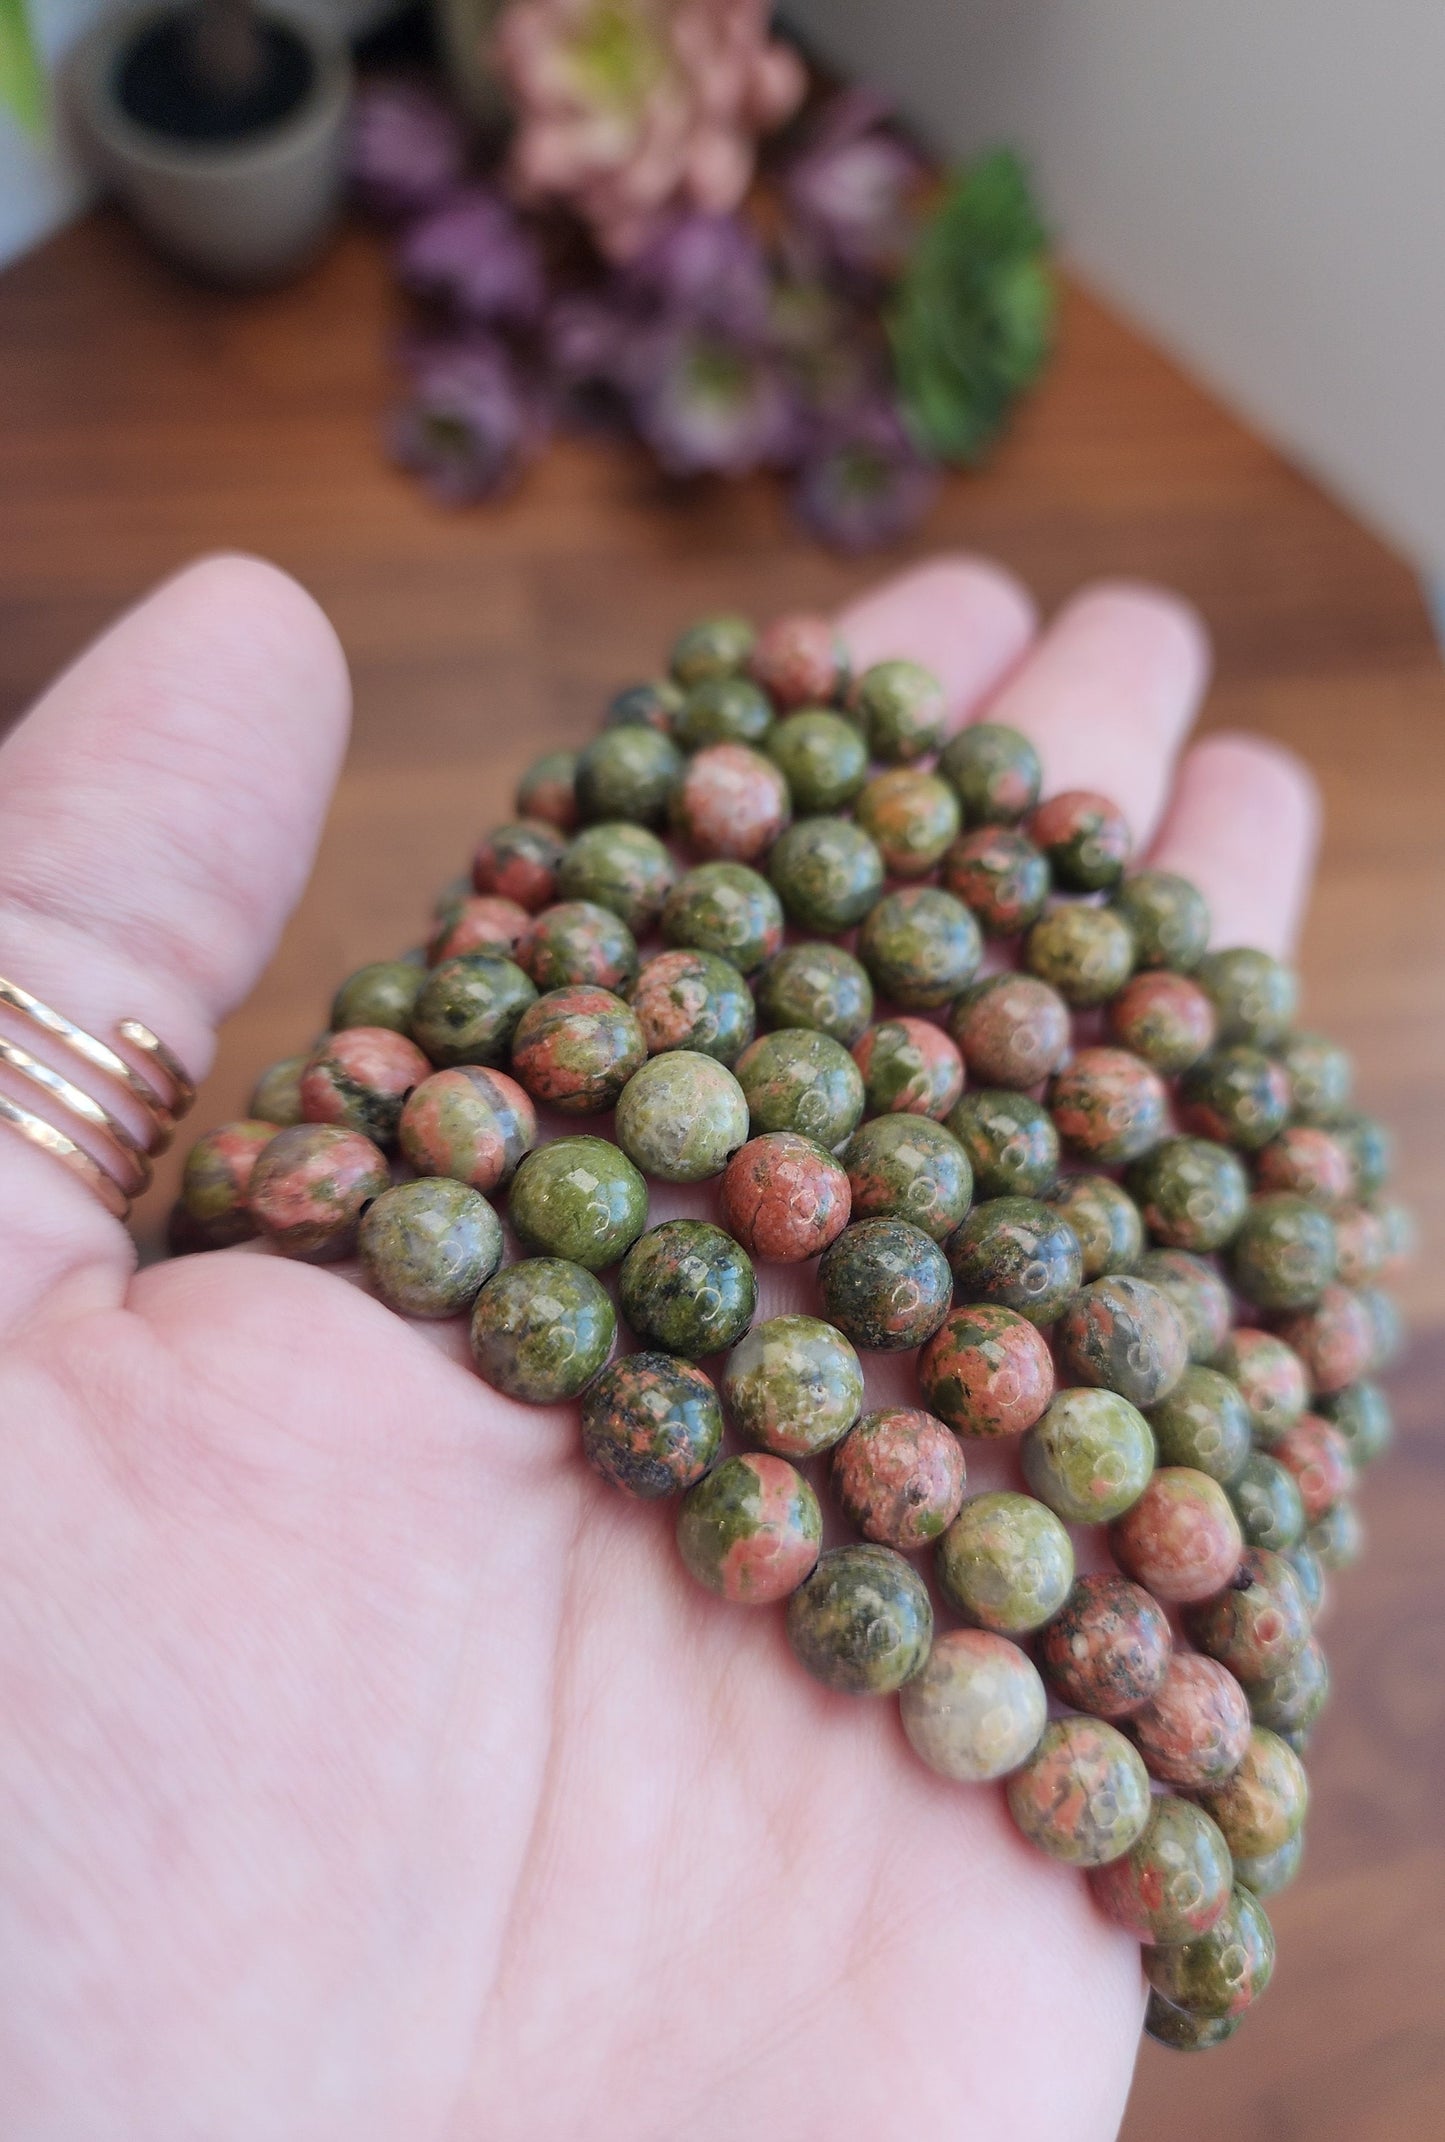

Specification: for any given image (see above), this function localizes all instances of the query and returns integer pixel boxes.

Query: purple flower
[545,292,633,389]
[625,320,800,478]
[792,402,940,552]
[350,81,468,220]
[783,89,924,279]
[389,339,549,503]
[619,214,773,337]
[397,187,547,327]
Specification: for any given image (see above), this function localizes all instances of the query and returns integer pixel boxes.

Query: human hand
[0,554,1317,2140]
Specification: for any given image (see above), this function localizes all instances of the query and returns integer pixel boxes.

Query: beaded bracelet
[173,605,1410,2055]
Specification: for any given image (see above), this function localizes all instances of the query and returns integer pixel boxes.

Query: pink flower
[783,90,924,280]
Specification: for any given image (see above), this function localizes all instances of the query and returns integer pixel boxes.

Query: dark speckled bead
[917,1303,1055,1438]
[614,1051,750,1182]
[674,675,774,749]
[765,709,868,814]
[724,1313,864,1457]
[1029,790,1131,892]
[858,887,983,1011]
[1229,1193,1337,1311]
[508,1134,648,1269]
[510,986,646,1113]
[332,959,425,1035]
[749,612,850,709]
[180,1120,274,1245]
[841,1115,973,1242]
[618,1219,756,1358]
[1049,1046,1169,1166]
[249,1054,307,1127]
[248,1123,389,1262]
[935,1490,1074,1633]
[942,825,1050,936]
[471,820,566,911]
[469,1257,615,1402]
[1038,1573,1172,1720]
[661,860,785,973]
[516,748,580,831]
[1184,1546,1310,1681]
[1128,1136,1250,1254]
[399,1066,536,1193]
[671,742,791,863]
[1107,971,1217,1075]
[852,1018,963,1120]
[574,724,682,826]
[818,1218,953,1351]
[358,1178,503,1318]
[1006,1716,1153,1868]
[1320,1379,1393,1466]
[855,768,960,878]
[676,1453,822,1604]
[947,1195,1083,1325]
[1144,1994,1243,2052]
[1055,1274,1189,1408]
[1023,903,1135,1008]
[1022,1388,1157,1524]
[1135,1249,1234,1364]
[1146,1885,1275,2020]
[1110,1467,1243,1603]
[516,901,639,995]
[790,1544,934,1695]
[946,1089,1058,1199]
[949,973,1071,1089]
[1218,1328,1309,1445]
[1178,1045,1292,1151]
[670,612,755,686]
[1232,1831,1305,1902]
[628,948,756,1063]
[1198,948,1298,1048]
[411,955,539,1069]
[768,817,885,934]
[1088,1795,1234,1944]
[1047,1174,1143,1280]
[719,1134,852,1262]
[1277,1031,1354,1125]
[937,722,1041,827]
[1242,1633,1330,1739]
[1200,1727,1309,1859]
[1228,1452,1307,1553]
[851,658,946,762]
[735,1027,866,1147]
[1147,1365,1253,1483]
[301,1027,431,1147]
[900,1628,1047,1779]
[581,1352,723,1498]
[557,822,677,935]
[754,944,874,1047]
[833,1407,966,1548]
[1124,1653,1252,1790]
[606,678,684,731]
[1112,869,1211,972]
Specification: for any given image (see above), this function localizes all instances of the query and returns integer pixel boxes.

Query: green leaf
[0,0,45,133]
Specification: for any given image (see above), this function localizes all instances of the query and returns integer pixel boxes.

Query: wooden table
[2,208,1443,2140]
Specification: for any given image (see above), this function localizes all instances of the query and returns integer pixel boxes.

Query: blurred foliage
[0,0,44,131]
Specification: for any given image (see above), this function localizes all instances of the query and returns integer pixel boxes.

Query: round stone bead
[1126,1653,1252,1790]
[900,1628,1047,1779]
[735,1028,866,1147]
[818,1218,953,1352]
[248,1124,389,1261]
[469,1257,615,1402]
[428,894,532,963]
[670,742,791,863]
[661,860,784,974]
[917,1303,1055,1438]
[1145,1885,1275,2021]
[1022,1388,1156,1524]
[581,1352,723,1498]
[946,1089,1059,1199]
[508,1135,648,1269]
[1055,1274,1190,1408]
[768,816,885,934]
[358,1178,503,1318]
[1333,1203,1390,1287]
[1088,1795,1234,1944]
[628,948,756,1064]
[1359,1283,1406,1373]
[1198,947,1298,1048]
[1038,1574,1172,1719]
[1178,1045,1292,1151]
[1320,1379,1393,1466]
[1128,1136,1250,1254]
[617,1219,756,1358]
[1184,1546,1311,1681]
[948,973,1071,1088]
[856,768,960,878]
[1274,1285,1374,1395]
[937,721,1041,827]
[677,1453,822,1604]
[1148,1365,1253,1483]
[833,1407,966,1549]
[755,944,874,1046]
[765,709,868,814]
[1272,1415,1354,1522]
[1284,1541,1329,1619]
[515,901,639,995]
[724,1313,864,1458]
[1144,1994,1243,2053]
[613,1051,750,1182]
[1029,790,1131,892]
[1112,869,1211,972]
[670,611,754,686]
[1331,1110,1394,1198]
[841,1115,973,1243]
[748,611,849,709]
[1110,1467,1243,1602]
[180,1120,274,1245]
[851,658,946,762]
[1023,903,1136,1008]
[1229,1452,1307,1553]
[604,679,683,732]
[510,986,646,1113]
[942,826,1050,936]
[1047,1173,1144,1280]
[557,822,677,934]
[1218,1328,1309,1445]
[1255,1124,1357,1208]
[1007,1717,1153,1869]
[858,888,983,1011]
[935,1490,1074,1634]
[1233,1830,1306,1901]
[411,954,538,1068]
[719,1133,851,1262]
[947,1195,1083,1325]
[1229,1193,1337,1311]
[1049,1047,1169,1167]
[1309,1498,1365,1570]
[853,1017,964,1119]
[789,1545,934,1696]
[1201,1727,1309,1859]
[1107,971,1217,1075]
[1278,1030,1354,1124]
[515,748,580,831]
[471,820,566,911]
[399,1065,536,1193]
[674,674,774,750]
[574,724,682,827]
[301,1026,431,1147]
[331,959,424,1035]
[1135,1248,1234,1363]
[1243,1629,1330,1737]
[249,1054,306,1127]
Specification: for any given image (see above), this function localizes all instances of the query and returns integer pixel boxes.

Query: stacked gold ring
[0,976,195,1219]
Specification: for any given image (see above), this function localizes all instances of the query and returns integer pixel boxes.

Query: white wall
[785,0,1445,580]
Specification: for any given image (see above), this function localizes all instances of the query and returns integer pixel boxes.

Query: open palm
[0,555,1318,2140]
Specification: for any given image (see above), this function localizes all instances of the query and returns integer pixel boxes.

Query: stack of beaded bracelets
[173,607,1410,2055]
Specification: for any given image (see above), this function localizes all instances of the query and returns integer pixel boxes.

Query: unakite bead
[917,1303,1056,1438]
[1333,1203,1389,1286]
[1055,1275,1189,1408]
[855,768,960,878]
[618,1219,756,1357]
[411,954,538,1068]
[765,708,868,814]
[469,1257,615,1402]
[671,742,790,863]
[580,1352,723,1498]
[1178,1045,1292,1151]
[1185,1546,1310,1680]
[1022,1388,1156,1525]
[557,822,677,934]
[1277,1031,1354,1125]
[472,821,567,911]
[1233,1830,1305,1901]
[1200,1727,1309,1858]
[851,658,945,762]
[1272,1416,1354,1522]
[249,1054,306,1126]
[1023,903,1135,1007]
[1274,1286,1374,1396]
[899,1628,1046,1779]
[1331,1111,1393,1198]
[1135,1248,1233,1363]
[358,1178,503,1318]
[1048,1046,1169,1165]
[947,1195,1083,1325]
[858,887,983,1011]
[574,724,682,826]
[749,612,849,709]
[1229,1452,1307,1553]
[724,1313,864,1458]
[818,1218,953,1351]
[945,1089,1059,1199]
[1243,1634,1330,1739]
[674,675,774,749]
[332,958,425,1034]
[1229,1193,1337,1311]
[852,1017,963,1119]
[1255,1124,1357,1208]
[510,986,646,1113]
[1107,971,1217,1075]
[428,895,532,963]
[1308,1497,1365,1569]
[1218,1328,1309,1445]
[1088,1796,1234,1944]
[180,1120,274,1245]
[676,1453,822,1604]
[832,1407,967,1548]
[1038,1573,1172,1719]
[301,1027,431,1147]
[1145,1885,1275,2020]
[1047,1174,1143,1280]
[1284,1541,1328,1619]
[399,1065,536,1193]
[1144,1994,1243,2052]
[248,1123,390,1262]
[1320,1379,1393,1465]
[516,748,580,831]
[1029,789,1131,892]
[1125,1653,1252,1789]
[1110,1467,1243,1603]
[670,612,755,686]
[1147,1365,1252,1483]
[614,1051,750,1182]
[948,972,1071,1088]
[515,901,638,995]
[605,678,683,731]
[840,1115,974,1242]
[735,1027,865,1147]
[1128,1136,1250,1254]
[719,1133,852,1262]
[628,948,756,1064]
[1007,1717,1152,1868]
[754,943,873,1046]
[1111,869,1211,972]
[661,860,784,973]
[768,817,884,933]
[1198,947,1298,1048]
[1359,1282,1405,1372]
[790,1545,934,1696]
[942,824,1050,938]
[507,1135,648,1269]
[936,720,1041,826]
[935,1490,1074,1633]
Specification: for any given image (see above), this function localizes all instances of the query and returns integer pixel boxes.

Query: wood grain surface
[1,208,1442,2138]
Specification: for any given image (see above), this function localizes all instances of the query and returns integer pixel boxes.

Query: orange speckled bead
[671,742,791,863]
[832,1407,967,1548]
[1273,1285,1375,1395]
[428,894,531,963]
[1110,1466,1244,1603]
[1107,971,1217,1075]
[948,972,1072,1090]
[300,1026,431,1147]
[1129,1652,1252,1790]
[1271,1415,1355,1522]
[1088,1795,1234,1944]
[1254,1125,1357,1208]
[719,1132,852,1263]
[917,1303,1056,1438]
[1006,1715,1153,1867]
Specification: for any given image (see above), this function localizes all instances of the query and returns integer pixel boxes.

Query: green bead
[1283,1542,1328,1618]
[1331,1110,1394,1197]
[768,817,885,934]
[841,1115,974,1242]
[516,748,580,830]
[411,954,538,1067]
[1148,1366,1253,1483]
[766,708,869,814]
[358,1178,503,1318]
[1185,1546,1309,1681]
[936,1490,1074,1633]
[614,1051,750,1182]
[852,1017,964,1119]
[1358,1283,1405,1372]
[942,825,1050,936]
[1217,1329,1309,1445]
[1047,1173,1143,1280]
[858,887,982,1011]
[509,985,646,1113]
[753,943,874,1045]
[1178,1045,1291,1151]
[723,1313,864,1458]
[332,959,425,1034]
[661,860,784,973]
[574,725,683,826]
[900,1627,1047,1778]
[1198,947,1298,1047]
[179,1120,273,1244]
[1023,904,1135,1007]
[580,1352,723,1497]
[855,768,960,878]
[1319,1379,1393,1465]
[674,675,774,749]
[517,901,638,994]
[1229,1452,1307,1552]
[627,948,756,1063]
[1233,1829,1305,1900]
[788,1545,934,1695]
[735,1027,865,1147]
[1229,1193,1337,1310]
[1308,1498,1365,1570]
[1089,1796,1234,1944]
[1030,790,1131,893]
[1022,1388,1157,1524]
[1277,1031,1354,1125]
[507,1135,648,1269]
[1128,1136,1250,1254]
[617,1219,756,1358]
[1200,1727,1309,1859]
[936,720,1041,826]
[1242,1633,1330,1737]
[604,679,683,730]
[851,658,946,762]
[469,1257,616,1402]
[670,612,755,687]
[1006,1716,1152,1868]
[817,1218,953,1351]
[249,1054,306,1126]
[676,1452,822,1604]
[1145,1885,1275,2020]
[1111,869,1211,972]
[945,1089,1059,1199]
[1135,1248,1233,1363]
[557,822,677,935]
[1144,1993,1243,2052]
[947,1195,1084,1325]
